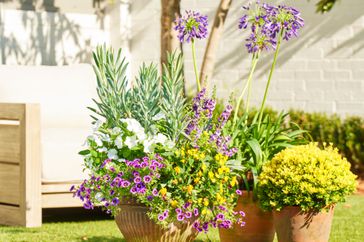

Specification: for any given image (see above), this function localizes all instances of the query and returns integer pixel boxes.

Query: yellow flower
[201,163,207,171]
[170,200,178,207]
[181,159,186,163]
[198,171,203,177]
[160,187,167,196]
[194,177,200,184]
[203,198,209,206]
[201,208,207,215]
[198,198,203,204]
[172,179,178,185]
[230,176,237,187]
[187,185,194,194]
[174,166,181,174]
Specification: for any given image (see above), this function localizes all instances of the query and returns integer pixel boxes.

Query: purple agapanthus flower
[174,10,208,43]
[238,1,304,53]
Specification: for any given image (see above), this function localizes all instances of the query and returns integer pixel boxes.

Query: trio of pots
[115,192,334,242]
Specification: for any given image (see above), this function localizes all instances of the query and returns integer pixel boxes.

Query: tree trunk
[161,0,182,66]
[200,0,233,86]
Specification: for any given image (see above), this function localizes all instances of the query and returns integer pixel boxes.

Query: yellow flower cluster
[258,143,357,211]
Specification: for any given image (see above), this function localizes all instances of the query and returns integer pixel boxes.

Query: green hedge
[288,110,364,173]
[215,101,364,173]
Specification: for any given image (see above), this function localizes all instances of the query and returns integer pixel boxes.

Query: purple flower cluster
[71,155,165,213]
[192,207,246,232]
[174,10,208,43]
[185,89,237,157]
[239,1,304,53]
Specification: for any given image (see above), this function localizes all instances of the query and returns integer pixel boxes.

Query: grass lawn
[1,195,363,242]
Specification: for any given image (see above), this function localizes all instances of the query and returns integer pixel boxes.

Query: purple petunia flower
[174,10,208,43]
[177,213,185,221]
[147,195,153,201]
[152,188,158,196]
[175,208,182,214]
[134,176,142,184]
[193,208,199,216]
[121,180,131,188]
[158,214,165,221]
[216,213,225,220]
[143,175,152,183]
[236,189,243,195]
[185,211,192,219]
[111,197,120,206]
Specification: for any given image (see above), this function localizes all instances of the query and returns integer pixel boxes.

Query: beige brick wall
[130,0,364,116]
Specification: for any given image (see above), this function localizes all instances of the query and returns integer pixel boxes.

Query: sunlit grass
[0,195,363,242]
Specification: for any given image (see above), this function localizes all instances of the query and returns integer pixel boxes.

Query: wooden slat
[0,205,23,226]
[42,193,83,208]
[0,103,25,120]
[20,104,42,227]
[0,124,20,164]
[0,163,20,205]
[42,182,81,194]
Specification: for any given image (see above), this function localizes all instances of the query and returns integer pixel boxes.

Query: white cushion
[0,64,97,182]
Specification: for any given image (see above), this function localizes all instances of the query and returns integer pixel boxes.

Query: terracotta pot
[115,198,198,242]
[273,206,335,242]
[219,192,275,242]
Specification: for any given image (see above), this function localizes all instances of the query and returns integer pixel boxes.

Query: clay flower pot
[115,198,198,242]
[273,206,335,242]
[219,191,275,242]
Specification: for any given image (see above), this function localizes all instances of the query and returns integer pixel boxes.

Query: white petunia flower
[92,120,103,132]
[97,147,108,153]
[152,112,165,121]
[115,135,123,149]
[107,149,119,160]
[165,140,176,148]
[111,127,122,135]
[143,138,155,153]
[136,131,146,141]
[154,133,168,144]
[118,158,126,163]
[95,192,103,202]
[121,118,144,133]
[125,135,138,149]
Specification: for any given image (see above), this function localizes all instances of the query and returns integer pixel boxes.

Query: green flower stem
[191,39,201,92]
[257,31,283,127]
[233,53,260,126]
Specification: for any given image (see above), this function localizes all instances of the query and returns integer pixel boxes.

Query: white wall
[0,1,110,65]
[130,0,364,116]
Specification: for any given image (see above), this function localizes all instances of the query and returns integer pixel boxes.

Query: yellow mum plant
[257,143,357,212]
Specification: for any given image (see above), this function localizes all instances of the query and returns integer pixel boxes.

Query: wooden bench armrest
[0,103,41,227]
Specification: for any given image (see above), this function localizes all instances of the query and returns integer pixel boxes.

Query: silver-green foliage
[131,63,161,133]
[90,46,187,141]
[160,52,188,141]
[90,45,132,127]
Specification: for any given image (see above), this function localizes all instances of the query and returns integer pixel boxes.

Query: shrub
[257,143,357,211]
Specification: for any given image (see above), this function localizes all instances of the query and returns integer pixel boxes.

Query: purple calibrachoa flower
[174,10,208,43]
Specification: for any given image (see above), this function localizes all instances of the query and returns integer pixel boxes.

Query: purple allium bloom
[143,175,152,183]
[177,213,185,221]
[174,10,208,43]
[236,189,243,195]
[193,208,199,216]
